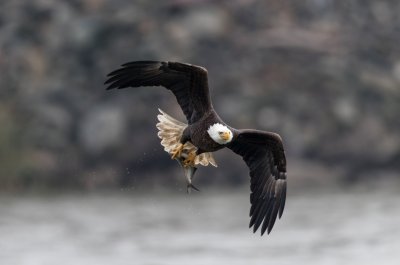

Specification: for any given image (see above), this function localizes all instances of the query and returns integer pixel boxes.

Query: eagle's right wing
[105,61,212,124]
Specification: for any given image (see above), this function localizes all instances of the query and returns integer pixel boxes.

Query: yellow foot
[171,143,184,159]
[183,151,196,167]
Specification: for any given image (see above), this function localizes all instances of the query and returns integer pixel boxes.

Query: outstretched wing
[227,129,287,235]
[104,61,212,124]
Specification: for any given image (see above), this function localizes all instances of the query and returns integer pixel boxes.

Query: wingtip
[278,206,285,219]
[260,225,267,236]
[250,219,272,236]
[252,222,259,233]
[278,181,287,218]
[105,84,115,90]
[278,212,283,219]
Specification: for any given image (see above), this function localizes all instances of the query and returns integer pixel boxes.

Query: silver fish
[176,153,200,193]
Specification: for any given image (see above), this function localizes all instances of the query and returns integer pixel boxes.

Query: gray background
[0,1,399,264]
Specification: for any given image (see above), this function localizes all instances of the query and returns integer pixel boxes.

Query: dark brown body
[182,109,233,154]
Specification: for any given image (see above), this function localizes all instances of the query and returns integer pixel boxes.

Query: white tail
[156,109,217,167]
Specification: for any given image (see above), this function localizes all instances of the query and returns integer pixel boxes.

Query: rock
[79,106,126,154]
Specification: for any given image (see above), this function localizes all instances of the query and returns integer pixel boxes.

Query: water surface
[1,189,399,265]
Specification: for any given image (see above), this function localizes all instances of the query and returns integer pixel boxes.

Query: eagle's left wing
[227,129,287,235]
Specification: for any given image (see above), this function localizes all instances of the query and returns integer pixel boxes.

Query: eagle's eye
[218,132,223,135]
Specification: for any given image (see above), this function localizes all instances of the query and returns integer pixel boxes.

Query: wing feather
[105,61,212,124]
[228,129,287,235]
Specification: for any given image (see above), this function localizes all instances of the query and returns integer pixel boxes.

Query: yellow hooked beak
[220,131,231,141]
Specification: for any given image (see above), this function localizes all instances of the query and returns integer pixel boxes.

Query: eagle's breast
[189,123,221,152]
[189,112,232,152]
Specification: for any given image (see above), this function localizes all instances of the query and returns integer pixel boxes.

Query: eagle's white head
[207,123,233,145]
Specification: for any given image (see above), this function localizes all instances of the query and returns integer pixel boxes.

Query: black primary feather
[228,129,287,235]
[105,61,212,124]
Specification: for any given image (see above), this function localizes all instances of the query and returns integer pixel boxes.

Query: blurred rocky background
[1,0,399,192]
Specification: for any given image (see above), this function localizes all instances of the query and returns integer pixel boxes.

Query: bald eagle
[105,61,287,235]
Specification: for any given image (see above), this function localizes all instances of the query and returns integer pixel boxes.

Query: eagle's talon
[183,151,196,167]
[171,143,184,159]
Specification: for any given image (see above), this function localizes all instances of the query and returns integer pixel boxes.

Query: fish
[176,152,200,194]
